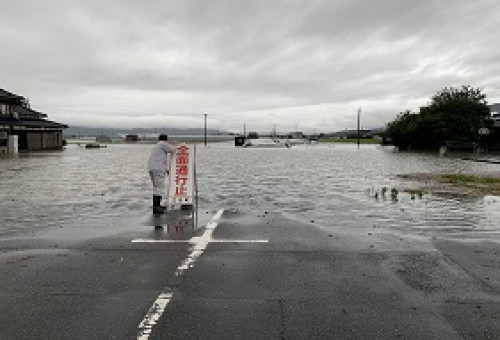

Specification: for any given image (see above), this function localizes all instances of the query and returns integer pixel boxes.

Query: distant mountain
[325,127,385,138]
[64,126,232,137]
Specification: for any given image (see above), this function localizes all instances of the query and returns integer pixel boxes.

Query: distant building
[486,103,500,150]
[125,134,139,142]
[247,132,259,139]
[0,88,68,153]
[489,103,500,128]
[331,129,374,139]
[287,131,304,139]
[96,135,112,143]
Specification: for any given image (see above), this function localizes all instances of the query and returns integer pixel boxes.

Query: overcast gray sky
[1,0,499,133]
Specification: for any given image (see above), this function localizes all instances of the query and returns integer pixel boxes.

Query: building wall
[42,132,55,149]
[27,132,42,150]
[24,131,63,151]
[0,130,7,154]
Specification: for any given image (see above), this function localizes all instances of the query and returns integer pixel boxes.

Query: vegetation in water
[441,174,500,184]
[367,186,424,202]
[398,173,500,195]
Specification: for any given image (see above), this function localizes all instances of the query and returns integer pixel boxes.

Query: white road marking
[132,239,269,243]
[136,209,225,339]
[137,291,172,340]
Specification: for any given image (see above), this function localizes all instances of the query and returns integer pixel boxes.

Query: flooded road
[2,142,500,339]
[1,142,499,239]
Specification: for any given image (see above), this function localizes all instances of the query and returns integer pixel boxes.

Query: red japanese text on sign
[167,143,195,206]
[174,145,190,196]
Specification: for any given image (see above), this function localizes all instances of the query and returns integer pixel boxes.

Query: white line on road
[136,209,224,340]
[132,239,269,243]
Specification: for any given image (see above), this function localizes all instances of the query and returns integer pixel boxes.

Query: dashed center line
[132,239,269,243]
[136,209,268,339]
[136,209,223,339]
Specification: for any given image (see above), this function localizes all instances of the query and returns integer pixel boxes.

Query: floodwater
[1,142,499,239]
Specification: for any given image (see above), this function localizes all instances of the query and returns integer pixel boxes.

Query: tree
[385,110,418,149]
[385,85,491,150]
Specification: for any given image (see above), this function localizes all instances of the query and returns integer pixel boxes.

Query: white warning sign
[167,143,196,206]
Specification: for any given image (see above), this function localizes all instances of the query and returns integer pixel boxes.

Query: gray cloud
[1,0,499,132]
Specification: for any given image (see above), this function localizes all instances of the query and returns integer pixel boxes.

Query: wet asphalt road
[1,209,499,340]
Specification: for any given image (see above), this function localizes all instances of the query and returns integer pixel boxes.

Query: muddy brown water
[1,142,499,238]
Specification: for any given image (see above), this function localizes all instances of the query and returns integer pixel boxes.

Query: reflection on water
[1,142,499,238]
[0,145,151,237]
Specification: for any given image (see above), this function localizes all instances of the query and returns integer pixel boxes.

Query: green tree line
[385,85,492,150]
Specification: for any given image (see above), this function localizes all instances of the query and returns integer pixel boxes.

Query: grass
[320,138,380,144]
[398,172,500,196]
[441,174,500,184]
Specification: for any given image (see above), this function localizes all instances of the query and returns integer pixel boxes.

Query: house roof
[1,87,67,128]
[16,105,48,118]
[0,116,68,129]
[0,88,24,104]
[20,119,68,129]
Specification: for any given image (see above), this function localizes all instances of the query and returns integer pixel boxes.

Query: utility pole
[357,107,361,147]
[204,114,207,146]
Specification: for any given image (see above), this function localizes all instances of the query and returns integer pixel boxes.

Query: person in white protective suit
[147,134,176,214]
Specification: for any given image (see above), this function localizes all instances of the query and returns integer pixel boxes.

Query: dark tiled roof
[0,88,24,104]
[16,105,48,118]
[0,116,18,123]
[0,116,67,129]
[22,119,68,129]
[1,88,66,128]
[0,88,22,97]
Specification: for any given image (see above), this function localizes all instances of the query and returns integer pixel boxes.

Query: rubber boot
[153,195,166,214]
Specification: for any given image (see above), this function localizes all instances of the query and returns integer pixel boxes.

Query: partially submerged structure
[486,103,500,151]
[0,88,67,153]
